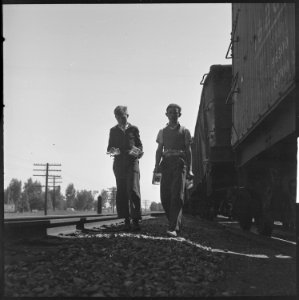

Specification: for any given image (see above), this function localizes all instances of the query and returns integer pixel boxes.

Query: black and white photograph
[2,1,297,298]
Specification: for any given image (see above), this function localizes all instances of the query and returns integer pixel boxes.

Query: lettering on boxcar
[271,36,288,69]
[255,3,286,56]
[273,59,290,90]
[264,3,271,33]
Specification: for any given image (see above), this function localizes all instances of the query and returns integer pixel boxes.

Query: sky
[3,3,232,208]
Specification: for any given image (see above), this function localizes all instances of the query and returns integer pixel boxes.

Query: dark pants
[160,156,186,232]
[113,156,141,220]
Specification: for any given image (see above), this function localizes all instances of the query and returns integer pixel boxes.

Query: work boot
[131,219,141,231]
[124,218,131,231]
[166,230,178,237]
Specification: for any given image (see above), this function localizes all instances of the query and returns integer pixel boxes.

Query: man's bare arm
[155,143,163,172]
[186,144,193,178]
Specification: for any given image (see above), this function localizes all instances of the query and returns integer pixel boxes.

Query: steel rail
[4,213,118,222]
[4,212,165,240]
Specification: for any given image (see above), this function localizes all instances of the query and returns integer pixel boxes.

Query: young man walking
[154,104,193,237]
[107,106,143,231]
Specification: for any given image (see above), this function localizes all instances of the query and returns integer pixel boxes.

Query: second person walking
[154,103,193,237]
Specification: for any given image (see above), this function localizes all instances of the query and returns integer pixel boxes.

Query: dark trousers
[113,156,141,220]
[160,156,186,232]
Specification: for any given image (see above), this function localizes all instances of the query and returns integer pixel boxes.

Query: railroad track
[4,212,165,240]
[216,215,296,245]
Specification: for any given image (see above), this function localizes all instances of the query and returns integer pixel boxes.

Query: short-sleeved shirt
[156,123,192,150]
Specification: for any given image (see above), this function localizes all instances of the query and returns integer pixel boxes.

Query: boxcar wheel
[256,214,274,236]
[235,189,253,231]
[257,175,274,236]
[239,213,253,231]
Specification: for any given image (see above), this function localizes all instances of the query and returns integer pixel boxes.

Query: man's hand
[129,146,143,158]
[154,165,161,173]
[186,169,194,180]
[107,147,120,156]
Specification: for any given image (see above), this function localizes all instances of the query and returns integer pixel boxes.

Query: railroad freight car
[189,64,234,219]
[190,3,296,236]
[227,3,297,235]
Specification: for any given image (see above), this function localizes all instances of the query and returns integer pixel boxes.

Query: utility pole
[107,187,117,214]
[33,163,62,215]
[48,175,62,211]
[53,176,56,211]
[143,199,149,213]
[45,163,49,215]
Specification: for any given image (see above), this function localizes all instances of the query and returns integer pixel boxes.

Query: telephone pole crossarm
[34,163,61,166]
[39,185,61,188]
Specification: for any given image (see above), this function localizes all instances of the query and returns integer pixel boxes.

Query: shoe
[131,219,141,231]
[166,230,177,237]
[124,219,131,231]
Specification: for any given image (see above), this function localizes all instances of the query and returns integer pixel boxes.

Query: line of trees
[65,183,96,211]
[150,201,164,211]
[4,178,116,213]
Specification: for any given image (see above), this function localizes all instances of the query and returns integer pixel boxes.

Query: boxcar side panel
[192,65,233,186]
[204,65,233,161]
[213,66,233,149]
[231,3,295,146]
